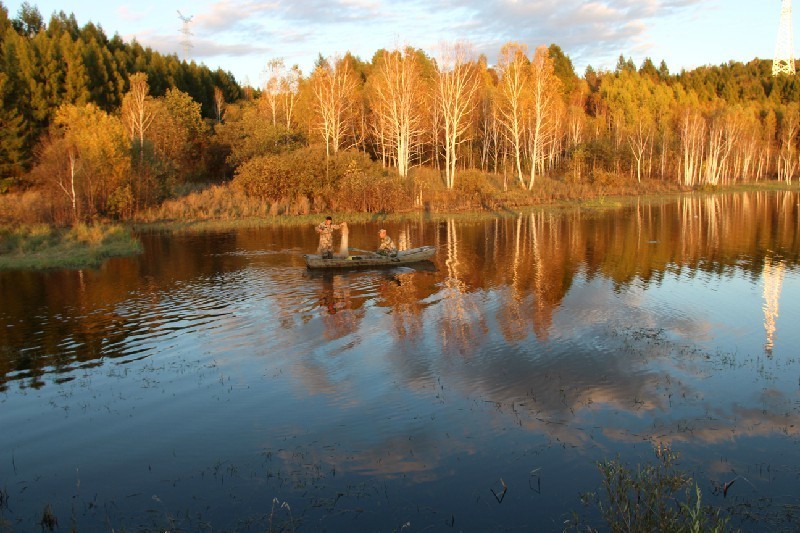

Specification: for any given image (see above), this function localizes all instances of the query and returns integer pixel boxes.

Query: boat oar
[348,247,380,256]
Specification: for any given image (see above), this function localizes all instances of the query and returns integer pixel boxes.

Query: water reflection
[1,191,799,530]
[762,257,784,355]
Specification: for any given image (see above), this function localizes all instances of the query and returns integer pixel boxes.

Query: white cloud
[86,0,721,83]
[116,5,149,23]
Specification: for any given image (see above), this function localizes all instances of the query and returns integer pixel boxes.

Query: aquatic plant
[571,445,729,532]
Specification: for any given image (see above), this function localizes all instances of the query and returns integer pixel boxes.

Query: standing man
[316,216,345,259]
[376,229,397,256]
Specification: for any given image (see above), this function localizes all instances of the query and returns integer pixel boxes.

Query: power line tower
[177,10,194,61]
[773,0,795,76]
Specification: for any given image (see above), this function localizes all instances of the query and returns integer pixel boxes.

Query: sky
[3,0,792,85]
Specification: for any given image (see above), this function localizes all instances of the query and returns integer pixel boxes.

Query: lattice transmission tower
[773,0,795,76]
[177,10,194,61]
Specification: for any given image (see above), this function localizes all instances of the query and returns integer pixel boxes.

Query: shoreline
[132,181,798,234]
[2,182,796,270]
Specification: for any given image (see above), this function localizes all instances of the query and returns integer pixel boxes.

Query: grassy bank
[132,180,800,235]
[0,223,142,270]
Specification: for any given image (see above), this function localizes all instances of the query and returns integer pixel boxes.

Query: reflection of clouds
[273,427,479,482]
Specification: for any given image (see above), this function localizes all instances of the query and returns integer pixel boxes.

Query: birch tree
[310,55,358,158]
[436,42,479,189]
[281,64,301,130]
[527,46,562,189]
[679,106,705,187]
[121,72,154,207]
[496,42,529,186]
[261,58,284,126]
[703,107,739,186]
[213,86,225,123]
[121,73,154,162]
[777,102,800,183]
[368,48,426,177]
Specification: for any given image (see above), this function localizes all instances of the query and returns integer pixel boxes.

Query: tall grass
[0,223,142,270]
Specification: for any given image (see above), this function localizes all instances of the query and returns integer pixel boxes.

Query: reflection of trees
[317,272,364,341]
[497,215,526,341]
[378,272,428,341]
[762,257,784,355]
[3,191,800,388]
[473,192,800,341]
[440,218,487,355]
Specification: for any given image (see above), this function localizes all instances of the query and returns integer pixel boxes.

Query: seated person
[376,229,397,256]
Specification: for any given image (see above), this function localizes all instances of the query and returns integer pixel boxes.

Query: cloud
[193,1,280,33]
[398,0,708,70]
[119,0,712,85]
[116,5,150,23]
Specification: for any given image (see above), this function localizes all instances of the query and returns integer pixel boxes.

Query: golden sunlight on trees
[526,46,562,189]
[213,86,225,124]
[262,58,284,127]
[32,103,129,223]
[777,102,800,183]
[121,72,154,207]
[436,42,480,189]
[5,3,800,225]
[367,48,427,178]
[149,88,207,183]
[310,55,359,158]
[496,42,529,187]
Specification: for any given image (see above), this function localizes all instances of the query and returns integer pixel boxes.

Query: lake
[1,191,799,531]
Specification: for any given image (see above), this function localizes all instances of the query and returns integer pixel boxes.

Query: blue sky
[3,1,790,85]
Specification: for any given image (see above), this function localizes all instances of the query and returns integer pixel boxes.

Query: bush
[232,145,412,213]
[0,191,53,225]
[591,169,629,188]
[455,170,499,207]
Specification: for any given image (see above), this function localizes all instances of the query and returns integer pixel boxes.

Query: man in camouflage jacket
[376,229,397,256]
[316,216,343,259]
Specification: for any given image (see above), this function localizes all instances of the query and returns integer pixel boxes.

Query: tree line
[2,2,800,224]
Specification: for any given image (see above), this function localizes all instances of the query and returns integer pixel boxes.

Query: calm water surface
[1,192,799,530]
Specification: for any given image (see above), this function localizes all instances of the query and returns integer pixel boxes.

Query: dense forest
[2,1,800,225]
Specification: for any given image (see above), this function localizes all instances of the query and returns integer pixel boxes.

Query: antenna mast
[773,0,795,76]
[177,10,194,61]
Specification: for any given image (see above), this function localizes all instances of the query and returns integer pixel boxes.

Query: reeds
[0,223,142,270]
[569,445,730,532]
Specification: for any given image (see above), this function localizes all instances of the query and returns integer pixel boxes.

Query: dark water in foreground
[1,192,799,531]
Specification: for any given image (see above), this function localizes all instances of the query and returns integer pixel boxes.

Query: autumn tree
[213,86,225,123]
[678,105,705,187]
[436,42,479,189]
[214,99,302,167]
[310,55,358,158]
[121,72,154,207]
[281,64,302,130]
[148,88,207,186]
[367,48,427,178]
[496,42,529,186]
[261,58,284,126]
[777,103,800,183]
[526,45,562,189]
[31,103,129,222]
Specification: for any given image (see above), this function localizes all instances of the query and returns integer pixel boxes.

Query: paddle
[348,247,380,257]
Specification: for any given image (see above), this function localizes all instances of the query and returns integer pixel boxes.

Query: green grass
[0,223,143,270]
